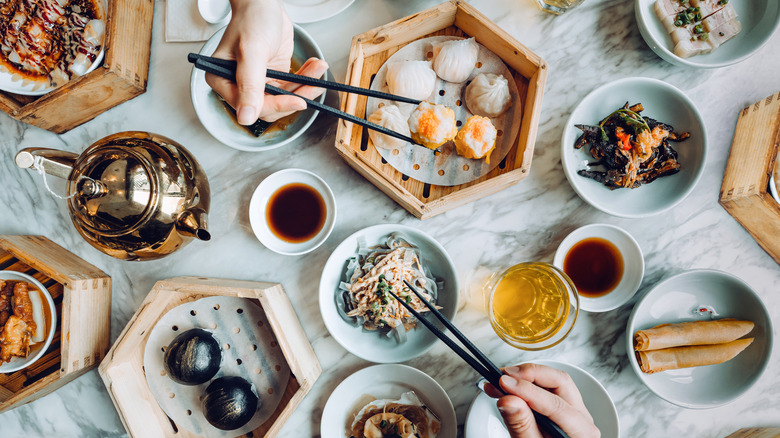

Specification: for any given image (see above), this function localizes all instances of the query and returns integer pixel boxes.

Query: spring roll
[634,319,754,351]
[636,338,754,373]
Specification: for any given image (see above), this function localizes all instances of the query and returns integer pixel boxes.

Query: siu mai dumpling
[385,61,436,101]
[431,37,479,83]
[367,105,411,150]
[454,115,497,163]
[464,73,513,118]
[408,102,458,150]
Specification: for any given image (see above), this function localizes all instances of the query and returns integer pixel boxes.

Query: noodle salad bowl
[319,224,459,363]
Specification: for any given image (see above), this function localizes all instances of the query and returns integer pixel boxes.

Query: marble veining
[0,0,779,437]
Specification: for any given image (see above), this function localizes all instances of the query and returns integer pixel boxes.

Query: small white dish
[191,25,325,152]
[635,0,780,68]
[464,360,619,438]
[319,224,459,363]
[198,0,231,24]
[248,168,336,256]
[282,0,355,24]
[320,364,457,438]
[553,224,644,312]
[0,271,57,373]
[626,269,772,409]
[562,77,707,218]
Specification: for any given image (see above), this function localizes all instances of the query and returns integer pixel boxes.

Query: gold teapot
[15,131,211,261]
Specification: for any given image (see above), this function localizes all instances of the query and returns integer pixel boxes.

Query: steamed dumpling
[385,61,436,101]
[431,37,479,83]
[464,73,513,118]
[454,115,497,163]
[408,101,457,150]
[367,105,411,150]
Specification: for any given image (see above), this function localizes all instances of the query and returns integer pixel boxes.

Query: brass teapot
[16,131,211,261]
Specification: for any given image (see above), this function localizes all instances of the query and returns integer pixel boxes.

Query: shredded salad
[338,233,442,342]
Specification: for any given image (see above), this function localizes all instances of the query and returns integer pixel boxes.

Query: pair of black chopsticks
[187,53,435,152]
[389,280,570,438]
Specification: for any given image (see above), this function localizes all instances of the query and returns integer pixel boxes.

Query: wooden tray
[0,0,154,133]
[336,0,547,219]
[719,90,780,265]
[98,277,321,438]
[0,235,111,413]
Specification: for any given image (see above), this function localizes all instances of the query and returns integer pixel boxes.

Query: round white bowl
[626,269,772,409]
[321,364,457,438]
[191,24,326,151]
[562,77,707,218]
[553,224,644,312]
[198,0,231,24]
[0,271,57,373]
[248,168,336,256]
[465,360,619,438]
[635,0,780,68]
[319,224,459,363]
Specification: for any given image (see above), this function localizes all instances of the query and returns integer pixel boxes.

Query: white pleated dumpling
[431,37,479,83]
[385,61,436,101]
[367,105,411,150]
[464,73,513,118]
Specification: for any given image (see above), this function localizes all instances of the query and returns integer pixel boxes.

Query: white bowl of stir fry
[319,224,459,363]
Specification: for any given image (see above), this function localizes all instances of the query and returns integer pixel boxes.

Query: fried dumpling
[464,73,513,118]
[367,105,411,150]
[431,37,479,83]
[454,115,497,163]
[385,61,436,101]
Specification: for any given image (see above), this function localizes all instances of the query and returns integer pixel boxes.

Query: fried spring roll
[636,338,754,374]
[634,319,754,351]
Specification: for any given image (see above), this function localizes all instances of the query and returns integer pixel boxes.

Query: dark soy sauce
[266,183,326,243]
[563,237,624,297]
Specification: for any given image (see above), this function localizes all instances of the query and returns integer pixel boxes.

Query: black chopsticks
[386,280,570,438]
[188,53,437,152]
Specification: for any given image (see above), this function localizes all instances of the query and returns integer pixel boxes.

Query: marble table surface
[1,0,779,437]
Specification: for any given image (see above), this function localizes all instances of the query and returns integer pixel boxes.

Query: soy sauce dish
[554,224,644,312]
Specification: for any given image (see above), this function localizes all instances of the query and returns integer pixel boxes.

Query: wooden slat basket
[0,0,154,133]
[336,0,547,219]
[719,90,780,265]
[0,235,111,413]
[98,277,321,438]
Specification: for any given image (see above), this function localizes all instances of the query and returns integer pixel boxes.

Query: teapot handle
[15,148,78,180]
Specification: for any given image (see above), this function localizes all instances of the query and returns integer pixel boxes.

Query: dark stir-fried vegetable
[574,102,690,189]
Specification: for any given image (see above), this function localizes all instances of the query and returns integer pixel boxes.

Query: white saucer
[282,0,355,23]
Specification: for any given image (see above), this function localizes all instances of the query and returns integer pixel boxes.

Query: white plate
[282,0,355,24]
[0,271,57,373]
[464,360,620,438]
[562,77,707,218]
[190,25,325,151]
[248,168,336,255]
[553,223,644,312]
[319,224,459,363]
[320,364,457,438]
[626,269,773,408]
[635,0,780,68]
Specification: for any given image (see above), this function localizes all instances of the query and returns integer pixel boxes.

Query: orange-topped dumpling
[454,115,497,163]
[408,102,457,149]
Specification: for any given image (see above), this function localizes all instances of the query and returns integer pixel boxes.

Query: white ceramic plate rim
[0,49,105,96]
[0,271,58,373]
[320,364,457,438]
[561,77,707,218]
[248,168,336,256]
[282,0,355,23]
[625,269,773,409]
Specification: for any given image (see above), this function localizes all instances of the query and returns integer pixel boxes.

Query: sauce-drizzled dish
[653,0,741,59]
[348,391,441,438]
[563,237,624,298]
[266,183,327,244]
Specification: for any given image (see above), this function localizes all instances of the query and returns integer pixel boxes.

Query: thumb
[497,395,543,438]
[235,42,268,125]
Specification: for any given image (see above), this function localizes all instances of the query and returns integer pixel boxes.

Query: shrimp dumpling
[385,61,436,101]
[408,101,457,150]
[454,115,498,163]
[367,105,411,150]
[431,37,479,83]
[464,73,513,118]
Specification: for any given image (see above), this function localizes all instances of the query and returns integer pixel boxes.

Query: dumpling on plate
[431,37,479,83]
[386,60,437,101]
[464,73,513,118]
[454,115,498,163]
[367,105,411,150]
[408,101,457,150]
[349,391,440,438]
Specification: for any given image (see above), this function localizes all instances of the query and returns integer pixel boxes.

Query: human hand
[484,363,600,438]
[205,0,328,124]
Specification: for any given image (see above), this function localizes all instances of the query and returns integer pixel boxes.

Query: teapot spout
[177,208,211,241]
[15,148,78,179]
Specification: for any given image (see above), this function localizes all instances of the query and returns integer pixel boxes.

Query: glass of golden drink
[536,0,585,15]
